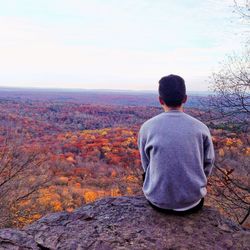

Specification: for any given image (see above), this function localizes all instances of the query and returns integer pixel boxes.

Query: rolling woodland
[0,90,249,228]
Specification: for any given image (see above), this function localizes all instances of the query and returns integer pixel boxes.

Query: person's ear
[159,96,165,105]
[182,95,187,104]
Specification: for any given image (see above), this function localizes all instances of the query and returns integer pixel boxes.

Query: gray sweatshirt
[138,110,215,209]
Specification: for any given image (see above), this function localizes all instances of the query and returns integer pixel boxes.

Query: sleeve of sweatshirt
[203,129,215,177]
[137,126,150,172]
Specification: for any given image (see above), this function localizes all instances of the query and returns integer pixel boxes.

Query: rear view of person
[138,74,215,214]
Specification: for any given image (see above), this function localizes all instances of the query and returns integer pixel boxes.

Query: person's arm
[203,130,215,177]
[137,128,149,173]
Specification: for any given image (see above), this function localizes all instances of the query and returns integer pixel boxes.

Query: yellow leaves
[127,187,133,195]
[84,190,98,203]
[121,130,134,136]
[218,148,225,157]
[38,188,61,207]
[80,133,96,141]
[9,127,144,228]
[236,139,243,146]
[51,201,62,211]
[32,214,42,220]
[121,137,137,146]
[120,141,129,146]
[15,213,42,227]
[126,175,137,182]
[225,138,242,147]
[100,131,107,136]
[102,146,111,152]
[17,217,28,223]
[66,156,75,163]
[245,147,250,156]
[225,138,234,146]
[110,187,121,196]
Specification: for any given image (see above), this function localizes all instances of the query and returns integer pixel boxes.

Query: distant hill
[0,87,210,108]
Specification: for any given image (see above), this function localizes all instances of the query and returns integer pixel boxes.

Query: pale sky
[0,0,247,91]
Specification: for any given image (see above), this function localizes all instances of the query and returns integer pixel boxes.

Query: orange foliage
[66,156,75,163]
[84,190,98,203]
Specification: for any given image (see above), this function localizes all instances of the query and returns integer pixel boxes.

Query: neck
[163,105,183,112]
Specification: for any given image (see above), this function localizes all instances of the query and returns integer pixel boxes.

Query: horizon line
[0,85,212,94]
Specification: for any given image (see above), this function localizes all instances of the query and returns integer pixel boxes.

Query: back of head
[158,74,186,107]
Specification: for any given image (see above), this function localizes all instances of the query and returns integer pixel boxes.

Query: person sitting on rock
[138,74,215,214]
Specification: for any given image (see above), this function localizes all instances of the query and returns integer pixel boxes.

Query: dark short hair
[158,74,186,107]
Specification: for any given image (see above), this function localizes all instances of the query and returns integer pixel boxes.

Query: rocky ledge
[0,196,249,250]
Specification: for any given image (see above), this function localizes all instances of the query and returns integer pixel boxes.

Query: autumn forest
[0,89,249,229]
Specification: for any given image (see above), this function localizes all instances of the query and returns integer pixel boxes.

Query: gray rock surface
[0,196,249,249]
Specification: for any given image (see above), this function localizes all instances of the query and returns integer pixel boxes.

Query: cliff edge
[0,196,249,250]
